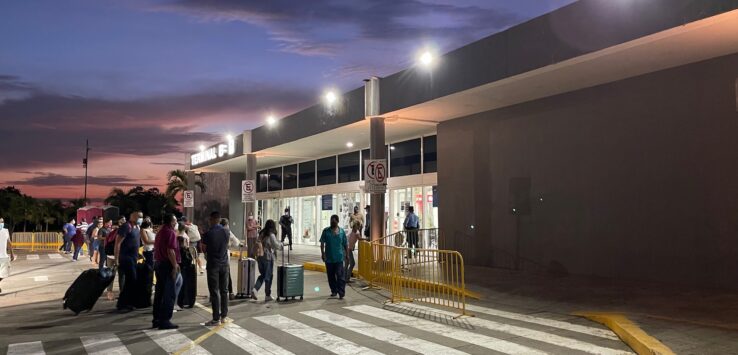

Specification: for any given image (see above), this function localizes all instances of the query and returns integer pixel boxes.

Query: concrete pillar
[185,172,195,222]
[244,153,257,226]
[365,76,385,243]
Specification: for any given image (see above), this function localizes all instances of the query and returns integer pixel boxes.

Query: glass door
[298,196,317,245]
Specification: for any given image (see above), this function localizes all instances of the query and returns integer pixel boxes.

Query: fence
[12,232,64,251]
[358,228,471,317]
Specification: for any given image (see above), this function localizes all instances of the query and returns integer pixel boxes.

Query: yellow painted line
[171,303,227,355]
[573,312,675,355]
[303,262,481,300]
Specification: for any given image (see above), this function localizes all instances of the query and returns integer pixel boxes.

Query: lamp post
[82,139,90,204]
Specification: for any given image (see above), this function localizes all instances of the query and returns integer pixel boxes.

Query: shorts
[0,257,10,278]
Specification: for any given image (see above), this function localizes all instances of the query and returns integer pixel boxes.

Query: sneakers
[250,290,258,301]
[202,319,221,326]
[264,296,274,302]
[330,293,337,298]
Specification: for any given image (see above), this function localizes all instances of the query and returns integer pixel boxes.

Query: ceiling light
[346,142,354,148]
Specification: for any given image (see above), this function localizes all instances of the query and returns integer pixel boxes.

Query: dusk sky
[0,0,575,201]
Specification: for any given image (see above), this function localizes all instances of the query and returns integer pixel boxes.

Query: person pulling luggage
[252,219,281,302]
[152,214,181,330]
[201,211,231,326]
[320,215,348,299]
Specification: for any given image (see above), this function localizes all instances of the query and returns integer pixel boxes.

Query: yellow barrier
[12,232,64,251]
[358,230,471,317]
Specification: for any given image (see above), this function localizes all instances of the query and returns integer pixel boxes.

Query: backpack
[104,228,118,256]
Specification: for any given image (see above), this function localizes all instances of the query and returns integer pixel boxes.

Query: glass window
[256,170,268,193]
[268,167,282,191]
[317,156,337,186]
[423,135,437,173]
[338,151,360,183]
[390,138,421,177]
[283,164,297,190]
[361,146,388,180]
[299,161,316,188]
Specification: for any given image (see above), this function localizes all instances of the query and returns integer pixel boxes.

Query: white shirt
[185,224,201,242]
[0,228,9,258]
[142,228,156,252]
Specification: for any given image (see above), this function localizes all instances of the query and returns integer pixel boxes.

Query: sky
[0,0,575,201]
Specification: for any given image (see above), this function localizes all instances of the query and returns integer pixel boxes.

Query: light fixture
[390,145,395,150]
[346,142,354,148]
[324,91,337,106]
[419,50,433,67]
[225,134,233,141]
[199,145,206,152]
[266,115,277,127]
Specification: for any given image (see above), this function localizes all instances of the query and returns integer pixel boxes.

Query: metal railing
[11,232,64,251]
[358,228,470,317]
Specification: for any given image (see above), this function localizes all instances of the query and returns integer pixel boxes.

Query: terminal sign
[183,190,194,208]
[364,159,387,194]
[191,137,236,167]
[241,180,255,203]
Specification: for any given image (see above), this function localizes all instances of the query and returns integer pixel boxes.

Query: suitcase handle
[281,244,289,266]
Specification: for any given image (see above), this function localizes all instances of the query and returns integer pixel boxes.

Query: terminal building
[186,0,738,290]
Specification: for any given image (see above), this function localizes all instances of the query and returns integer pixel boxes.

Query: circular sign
[366,161,387,183]
[243,180,254,193]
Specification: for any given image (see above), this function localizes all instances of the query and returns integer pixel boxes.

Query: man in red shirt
[152,214,181,329]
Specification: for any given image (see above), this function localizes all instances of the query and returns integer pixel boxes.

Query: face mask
[173,222,179,230]
[0,223,4,229]
[136,219,143,226]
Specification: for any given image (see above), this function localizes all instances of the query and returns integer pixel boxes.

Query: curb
[573,312,675,355]
[303,261,359,277]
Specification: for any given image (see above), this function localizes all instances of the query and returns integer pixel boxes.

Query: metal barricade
[359,229,470,317]
[11,232,63,251]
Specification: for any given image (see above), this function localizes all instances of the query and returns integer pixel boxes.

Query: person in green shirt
[320,214,348,299]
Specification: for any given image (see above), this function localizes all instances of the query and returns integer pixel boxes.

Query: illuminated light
[470,225,475,229]
[266,115,277,127]
[390,145,395,150]
[324,91,337,106]
[226,134,233,141]
[346,142,354,148]
[419,50,433,67]
[314,286,320,292]
[199,145,205,152]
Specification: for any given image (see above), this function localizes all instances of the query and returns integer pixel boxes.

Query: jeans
[255,257,274,296]
[406,229,419,258]
[325,261,346,297]
[61,235,73,252]
[98,242,107,270]
[206,263,229,321]
[345,251,355,282]
[73,244,83,260]
[116,258,137,309]
[143,250,154,269]
[153,261,180,326]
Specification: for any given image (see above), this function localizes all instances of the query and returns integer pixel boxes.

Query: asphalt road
[0,251,634,355]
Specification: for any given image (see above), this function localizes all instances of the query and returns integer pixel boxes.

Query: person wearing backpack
[252,219,281,302]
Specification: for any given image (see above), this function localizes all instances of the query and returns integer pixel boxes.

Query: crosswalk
[4,302,632,355]
[17,254,66,261]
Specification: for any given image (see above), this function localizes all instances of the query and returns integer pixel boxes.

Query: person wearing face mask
[279,208,293,251]
[114,211,142,312]
[246,214,259,258]
[0,217,16,294]
[152,214,181,330]
[320,215,349,299]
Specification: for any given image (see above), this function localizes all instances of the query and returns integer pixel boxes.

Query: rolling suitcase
[277,245,304,302]
[236,246,256,299]
[131,263,153,309]
[63,267,116,315]
[178,246,197,308]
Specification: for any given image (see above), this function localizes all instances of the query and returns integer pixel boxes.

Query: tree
[165,170,205,207]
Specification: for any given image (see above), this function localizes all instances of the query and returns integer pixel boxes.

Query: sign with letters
[190,134,243,168]
[241,180,255,203]
[364,159,387,194]
[183,190,194,208]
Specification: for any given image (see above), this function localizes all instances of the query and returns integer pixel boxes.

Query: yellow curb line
[573,312,675,355]
[303,261,481,300]
[171,302,227,355]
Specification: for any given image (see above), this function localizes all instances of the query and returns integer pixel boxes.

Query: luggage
[63,267,116,315]
[235,246,256,299]
[178,263,197,308]
[277,245,304,302]
[130,263,153,309]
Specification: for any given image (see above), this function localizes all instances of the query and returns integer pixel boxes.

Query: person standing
[61,218,76,254]
[141,218,156,269]
[403,206,420,259]
[246,214,259,258]
[84,216,97,261]
[90,218,103,266]
[78,219,88,258]
[152,214,181,330]
[97,219,110,269]
[115,211,141,312]
[345,223,361,283]
[181,217,204,274]
[363,205,371,241]
[220,218,243,300]
[252,219,281,302]
[71,228,85,261]
[201,211,230,326]
[279,208,293,251]
[320,215,348,299]
[0,217,16,294]
[349,206,364,233]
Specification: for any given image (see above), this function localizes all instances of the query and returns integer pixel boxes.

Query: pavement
[0,246,734,354]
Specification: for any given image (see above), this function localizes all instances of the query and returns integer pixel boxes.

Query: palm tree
[166,170,205,206]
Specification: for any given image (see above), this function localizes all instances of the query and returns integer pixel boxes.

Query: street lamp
[324,91,338,106]
[266,115,277,127]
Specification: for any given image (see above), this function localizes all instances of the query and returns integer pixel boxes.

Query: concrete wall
[228,172,245,240]
[194,173,230,232]
[438,53,738,289]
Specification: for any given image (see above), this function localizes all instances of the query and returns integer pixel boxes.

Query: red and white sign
[183,190,194,208]
[364,159,387,193]
[241,180,255,203]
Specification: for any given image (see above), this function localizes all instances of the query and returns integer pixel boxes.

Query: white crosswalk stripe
[7,341,45,355]
[80,334,130,355]
[48,254,63,259]
[346,305,548,355]
[303,309,469,355]
[26,254,39,260]
[255,314,383,355]
[144,329,211,355]
[396,303,631,355]
[217,322,294,355]
[421,298,618,340]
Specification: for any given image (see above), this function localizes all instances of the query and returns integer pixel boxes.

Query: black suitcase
[131,263,153,309]
[177,263,197,308]
[63,268,116,315]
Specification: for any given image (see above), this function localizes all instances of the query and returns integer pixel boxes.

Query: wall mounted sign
[190,134,243,168]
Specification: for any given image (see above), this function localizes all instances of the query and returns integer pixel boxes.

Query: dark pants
[61,235,72,252]
[281,233,292,249]
[255,257,274,296]
[98,242,107,270]
[116,258,137,309]
[153,261,178,327]
[206,263,229,321]
[246,238,257,258]
[325,261,346,297]
[406,229,419,258]
[345,251,355,282]
[73,244,83,260]
[143,250,154,269]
